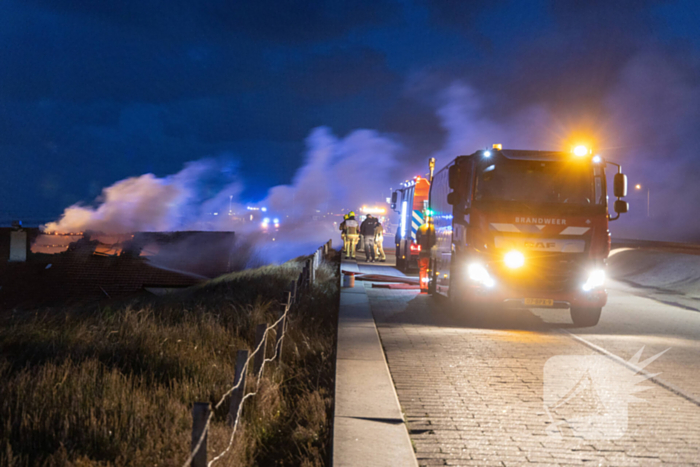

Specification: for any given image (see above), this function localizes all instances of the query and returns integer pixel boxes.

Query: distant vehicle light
[504,250,525,269]
[363,206,386,214]
[410,243,421,252]
[484,150,491,157]
[492,143,503,150]
[263,217,270,224]
[573,145,589,157]
[467,263,495,288]
[273,218,279,224]
[592,155,602,163]
[261,207,267,212]
[582,269,605,291]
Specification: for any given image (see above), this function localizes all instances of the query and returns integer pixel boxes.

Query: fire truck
[428,145,629,326]
[391,176,430,272]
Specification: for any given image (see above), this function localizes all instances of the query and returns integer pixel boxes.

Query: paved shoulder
[333,260,418,467]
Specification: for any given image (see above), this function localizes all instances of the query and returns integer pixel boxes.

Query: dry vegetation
[0,254,340,466]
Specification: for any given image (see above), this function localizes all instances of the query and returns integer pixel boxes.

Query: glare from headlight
[468,263,495,288]
[504,250,525,269]
[582,269,605,291]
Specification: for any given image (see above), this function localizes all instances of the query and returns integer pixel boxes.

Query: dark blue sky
[2,0,700,228]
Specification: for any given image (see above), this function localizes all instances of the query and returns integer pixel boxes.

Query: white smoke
[45,158,243,234]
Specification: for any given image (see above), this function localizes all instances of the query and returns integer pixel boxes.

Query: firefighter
[415,217,434,292]
[374,221,386,262]
[344,212,360,259]
[360,214,377,262]
[339,214,348,252]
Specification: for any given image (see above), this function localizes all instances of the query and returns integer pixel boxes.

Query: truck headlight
[582,269,605,292]
[468,263,495,288]
[504,250,525,269]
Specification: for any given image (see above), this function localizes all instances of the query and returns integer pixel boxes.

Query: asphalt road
[351,247,700,466]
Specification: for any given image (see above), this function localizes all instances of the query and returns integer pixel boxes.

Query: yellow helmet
[349,211,355,217]
[344,214,349,220]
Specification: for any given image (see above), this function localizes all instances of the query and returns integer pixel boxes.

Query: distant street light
[635,184,650,218]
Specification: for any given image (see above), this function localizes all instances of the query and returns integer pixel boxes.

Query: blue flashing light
[400,200,408,239]
[261,207,268,212]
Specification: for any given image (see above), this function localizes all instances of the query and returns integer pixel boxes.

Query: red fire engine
[428,145,629,326]
[391,176,430,272]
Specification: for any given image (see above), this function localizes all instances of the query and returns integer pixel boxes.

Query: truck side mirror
[448,165,458,190]
[391,192,397,204]
[614,199,629,214]
[614,173,627,198]
[447,192,458,205]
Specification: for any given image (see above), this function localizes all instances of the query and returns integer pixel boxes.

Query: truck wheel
[570,307,602,327]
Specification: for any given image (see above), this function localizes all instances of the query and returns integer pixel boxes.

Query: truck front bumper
[459,284,607,309]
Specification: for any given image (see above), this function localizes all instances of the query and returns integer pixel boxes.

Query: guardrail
[183,239,333,467]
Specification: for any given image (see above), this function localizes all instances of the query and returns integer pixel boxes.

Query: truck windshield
[474,160,603,206]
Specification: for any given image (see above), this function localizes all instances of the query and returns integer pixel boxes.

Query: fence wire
[183,243,328,467]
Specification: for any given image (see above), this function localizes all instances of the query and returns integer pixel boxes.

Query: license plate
[524,298,554,306]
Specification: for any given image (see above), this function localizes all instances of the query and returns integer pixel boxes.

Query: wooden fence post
[252,324,267,377]
[229,350,248,426]
[191,402,210,467]
[311,253,317,283]
[275,294,289,361]
[289,279,297,305]
[305,259,313,288]
[297,272,304,300]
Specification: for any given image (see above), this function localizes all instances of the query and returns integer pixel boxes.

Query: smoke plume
[45,48,700,266]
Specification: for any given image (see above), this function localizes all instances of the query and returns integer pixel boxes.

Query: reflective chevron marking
[490,223,591,236]
[559,226,590,235]
[411,210,424,241]
[490,223,521,233]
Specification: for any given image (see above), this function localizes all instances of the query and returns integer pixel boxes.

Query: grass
[0,253,340,466]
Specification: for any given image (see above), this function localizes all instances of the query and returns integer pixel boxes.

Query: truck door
[431,167,453,295]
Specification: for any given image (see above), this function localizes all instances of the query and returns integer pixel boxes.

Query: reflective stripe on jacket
[345,219,359,235]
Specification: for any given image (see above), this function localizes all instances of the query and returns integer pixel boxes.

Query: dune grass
[0,253,340,466]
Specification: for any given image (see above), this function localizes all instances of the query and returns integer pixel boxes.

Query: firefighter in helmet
[344,211,360,259]
[339,214,349,253]
[415,215,434,292]
[374,220,386,262]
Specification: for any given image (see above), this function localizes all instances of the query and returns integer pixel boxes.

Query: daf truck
[428,145,629,326]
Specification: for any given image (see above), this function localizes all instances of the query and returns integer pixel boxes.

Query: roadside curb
[332,259,418,467]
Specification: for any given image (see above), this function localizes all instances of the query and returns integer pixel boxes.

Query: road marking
[561,329,700,408]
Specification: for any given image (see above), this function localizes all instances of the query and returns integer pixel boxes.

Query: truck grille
[490,253,586,292]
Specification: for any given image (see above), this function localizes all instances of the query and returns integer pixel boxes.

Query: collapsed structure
[0,226,237,308]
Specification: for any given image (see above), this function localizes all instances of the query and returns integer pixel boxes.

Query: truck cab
[391,176,430,272]
[429,147,628,326]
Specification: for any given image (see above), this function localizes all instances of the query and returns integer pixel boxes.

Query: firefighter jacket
[416,221,434,258]
[345,218,359,235]
[374,223,384,239]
